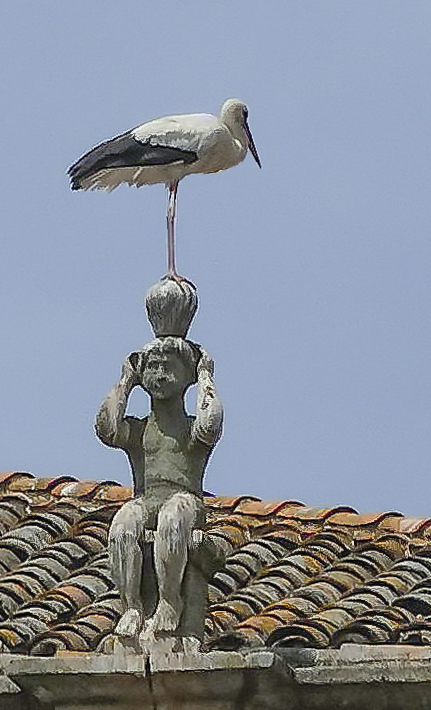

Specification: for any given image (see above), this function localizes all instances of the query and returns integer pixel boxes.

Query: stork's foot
[162,272,196,290]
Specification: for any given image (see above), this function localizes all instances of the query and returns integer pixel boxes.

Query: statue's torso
[126,413,211,498]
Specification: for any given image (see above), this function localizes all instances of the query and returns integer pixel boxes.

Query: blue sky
[1,1,431,515]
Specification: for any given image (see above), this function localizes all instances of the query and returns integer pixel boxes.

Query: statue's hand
[121,352,141,386]
[197,346,214,378]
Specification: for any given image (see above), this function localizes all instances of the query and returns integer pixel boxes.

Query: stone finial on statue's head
[146,279,198,338]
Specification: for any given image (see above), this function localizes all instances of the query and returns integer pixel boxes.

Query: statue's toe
[146,598,183,633]
[115,608,143,638]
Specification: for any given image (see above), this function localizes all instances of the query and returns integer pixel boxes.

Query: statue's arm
[192,348,223,447]
[95,353,142,449]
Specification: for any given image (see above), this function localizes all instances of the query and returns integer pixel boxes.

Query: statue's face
[141,348,190,400]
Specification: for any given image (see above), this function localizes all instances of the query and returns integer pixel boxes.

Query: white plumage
[68,98,261,280]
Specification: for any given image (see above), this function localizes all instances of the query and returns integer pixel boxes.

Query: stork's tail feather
[67,142,111,191]
[68,168,83,191]
[67,130,133,191]
[67,154,94,190]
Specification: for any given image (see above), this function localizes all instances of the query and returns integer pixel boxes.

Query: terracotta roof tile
[33,476,78,492]
[262,550,429,649]
[328,511,403,528]
[0,472,35,490]
[4,476,37,494]
[55,481,115,501]
[206,524,249,549]
[0,473,430,654]
[399,517,431,534]
[94,485,132,503]
[234,499,305,516]
[31,628,90,655]
[399,615,431,645]
[205,495,260,510]
[278,505,357,522]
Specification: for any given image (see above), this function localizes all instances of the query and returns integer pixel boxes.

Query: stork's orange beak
[244,120,262,168]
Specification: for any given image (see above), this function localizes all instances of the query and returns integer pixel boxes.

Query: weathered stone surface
[0,675,21,695]
[3,649,431,709]
[95,277,223,655]
[146,278,198,337]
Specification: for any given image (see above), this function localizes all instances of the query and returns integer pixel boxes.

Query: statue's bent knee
[109,499,147,546]
[156,493,201,551]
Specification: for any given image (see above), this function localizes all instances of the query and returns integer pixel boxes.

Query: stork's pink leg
[164,180,195,287]
[167,180,179,278]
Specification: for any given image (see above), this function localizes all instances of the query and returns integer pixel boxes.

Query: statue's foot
[146,598,183,633]
[139,625,156,655]
[182,636,202,655]
[115,608,144,638]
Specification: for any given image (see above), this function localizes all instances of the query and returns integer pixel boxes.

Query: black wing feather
[67,132,198,190]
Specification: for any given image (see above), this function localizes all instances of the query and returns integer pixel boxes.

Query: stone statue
[95,279,223,653]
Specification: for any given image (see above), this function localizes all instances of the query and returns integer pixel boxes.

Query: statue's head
[137,337,200,400]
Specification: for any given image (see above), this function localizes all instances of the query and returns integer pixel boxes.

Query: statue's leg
[147,492,199,633]
[108,497,149,637]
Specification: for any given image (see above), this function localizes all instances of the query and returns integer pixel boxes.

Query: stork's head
[221,99,262,168]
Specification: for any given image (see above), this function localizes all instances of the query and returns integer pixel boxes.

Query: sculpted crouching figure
[95,336,223,650]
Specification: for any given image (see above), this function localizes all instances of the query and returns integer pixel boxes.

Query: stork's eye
[243,107,249,120]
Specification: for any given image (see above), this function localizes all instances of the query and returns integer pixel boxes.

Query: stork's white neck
[220,100,248,149]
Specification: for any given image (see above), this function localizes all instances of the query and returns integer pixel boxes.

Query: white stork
[68,99,261,282]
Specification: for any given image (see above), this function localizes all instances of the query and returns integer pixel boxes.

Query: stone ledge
[150,648,276,673]
[2,647,431,708]
[0,675,21,695]
[1,646,431,679]
[0,652,147,676]
[0,649,279,677]
[294,660,431,685]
